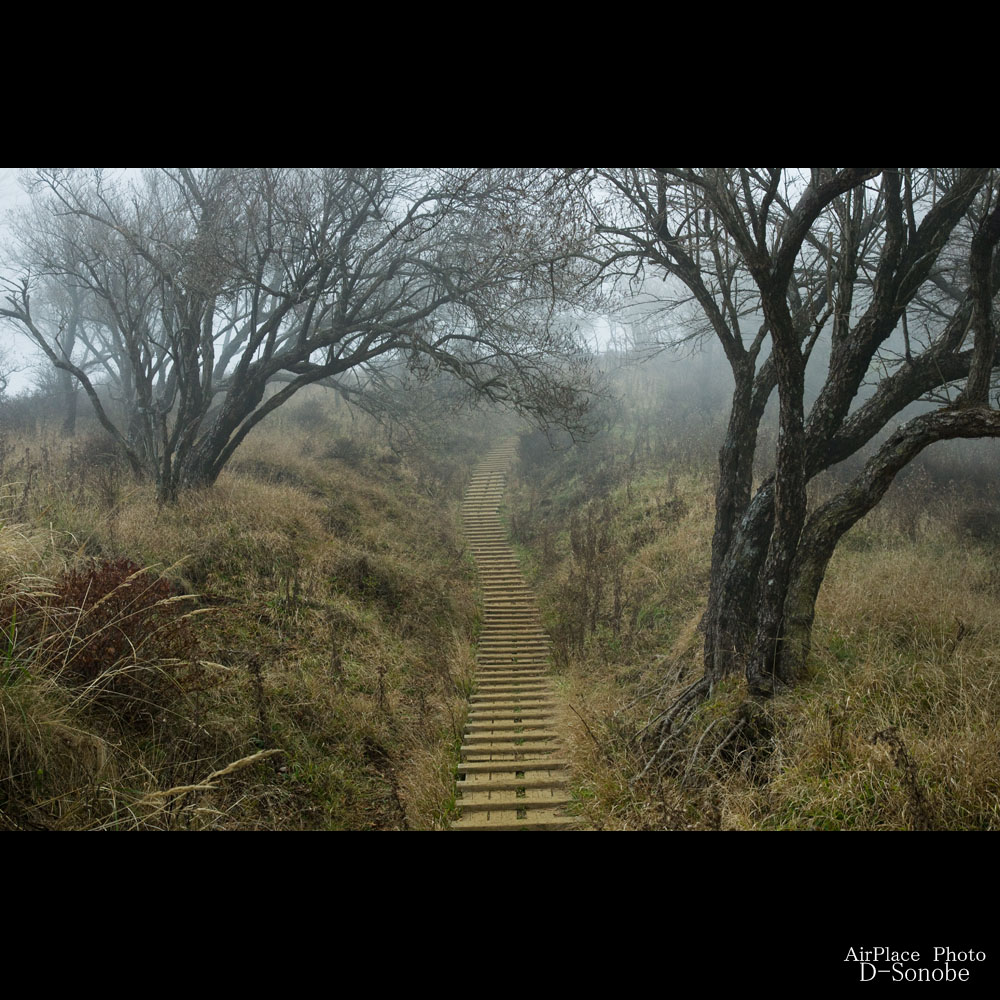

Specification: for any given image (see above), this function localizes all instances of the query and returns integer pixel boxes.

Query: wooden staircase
[451,441,577,831]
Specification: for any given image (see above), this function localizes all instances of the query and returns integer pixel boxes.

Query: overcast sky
[0,168,36,392]
[0,168,678,399]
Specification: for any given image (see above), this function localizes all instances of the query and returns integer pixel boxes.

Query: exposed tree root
[633,674,779,793]
[630,675,712,785]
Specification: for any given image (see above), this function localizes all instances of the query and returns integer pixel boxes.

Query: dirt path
[450,441,577,830]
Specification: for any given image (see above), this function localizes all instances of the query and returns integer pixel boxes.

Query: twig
[681,718,723,785]
[569,702,601,750]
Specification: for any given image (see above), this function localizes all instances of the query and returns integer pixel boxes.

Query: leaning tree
[573,168,1000,704]
[1,168,597,501]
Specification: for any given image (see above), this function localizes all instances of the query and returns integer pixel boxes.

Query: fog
[1,167,997,488]
[0,168,34,394]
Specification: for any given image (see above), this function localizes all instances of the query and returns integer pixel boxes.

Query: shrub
[16,557,202,723]
[286,397,330,431]
[322,436,369,467]
[331,552,403,610]
[953,501,1000,545]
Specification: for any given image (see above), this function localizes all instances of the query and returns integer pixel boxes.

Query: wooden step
[451,813,577,831]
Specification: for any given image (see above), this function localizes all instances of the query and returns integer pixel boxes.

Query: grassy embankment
[504,361,1000,830]
[0,387,507,830]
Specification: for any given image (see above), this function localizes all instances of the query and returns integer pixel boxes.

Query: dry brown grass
[507,429,1000,831]
[1,387,495,830]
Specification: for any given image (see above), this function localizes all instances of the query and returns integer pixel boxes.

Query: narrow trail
[450,441,578,831]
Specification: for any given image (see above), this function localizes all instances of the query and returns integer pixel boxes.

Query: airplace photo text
[845,948,987,983]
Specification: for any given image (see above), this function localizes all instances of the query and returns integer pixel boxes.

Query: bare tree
[573,167,1000,705]
[11,278,93,435]
[2,168,596,500]
[0,345,12,400]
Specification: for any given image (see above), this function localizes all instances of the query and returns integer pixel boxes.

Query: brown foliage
[8,557,202,723]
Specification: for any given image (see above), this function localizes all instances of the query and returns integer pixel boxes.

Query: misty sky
[0,169,624,397]
[0,168,34,392]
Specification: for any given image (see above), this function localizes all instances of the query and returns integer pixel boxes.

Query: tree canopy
[1,167,597,499]
[571,167,1000,702]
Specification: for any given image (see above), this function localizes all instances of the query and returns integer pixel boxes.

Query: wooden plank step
[451,813,577,831]
[478,628,549,635]
[466,708,556,718]
[466,719,556,728]
[471,671,549,680]
[455,795,573,813]
[465,722,558,733]
[475,677,555,697]
[470,694,556,712]
[477,638,550,645]
[473,687,553,697]
[455,776,567,792]
[461,743,560,758]
[462,732,559,744]
[456,759,569,774]
[468,700,557,711]
[466,715,556,725]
